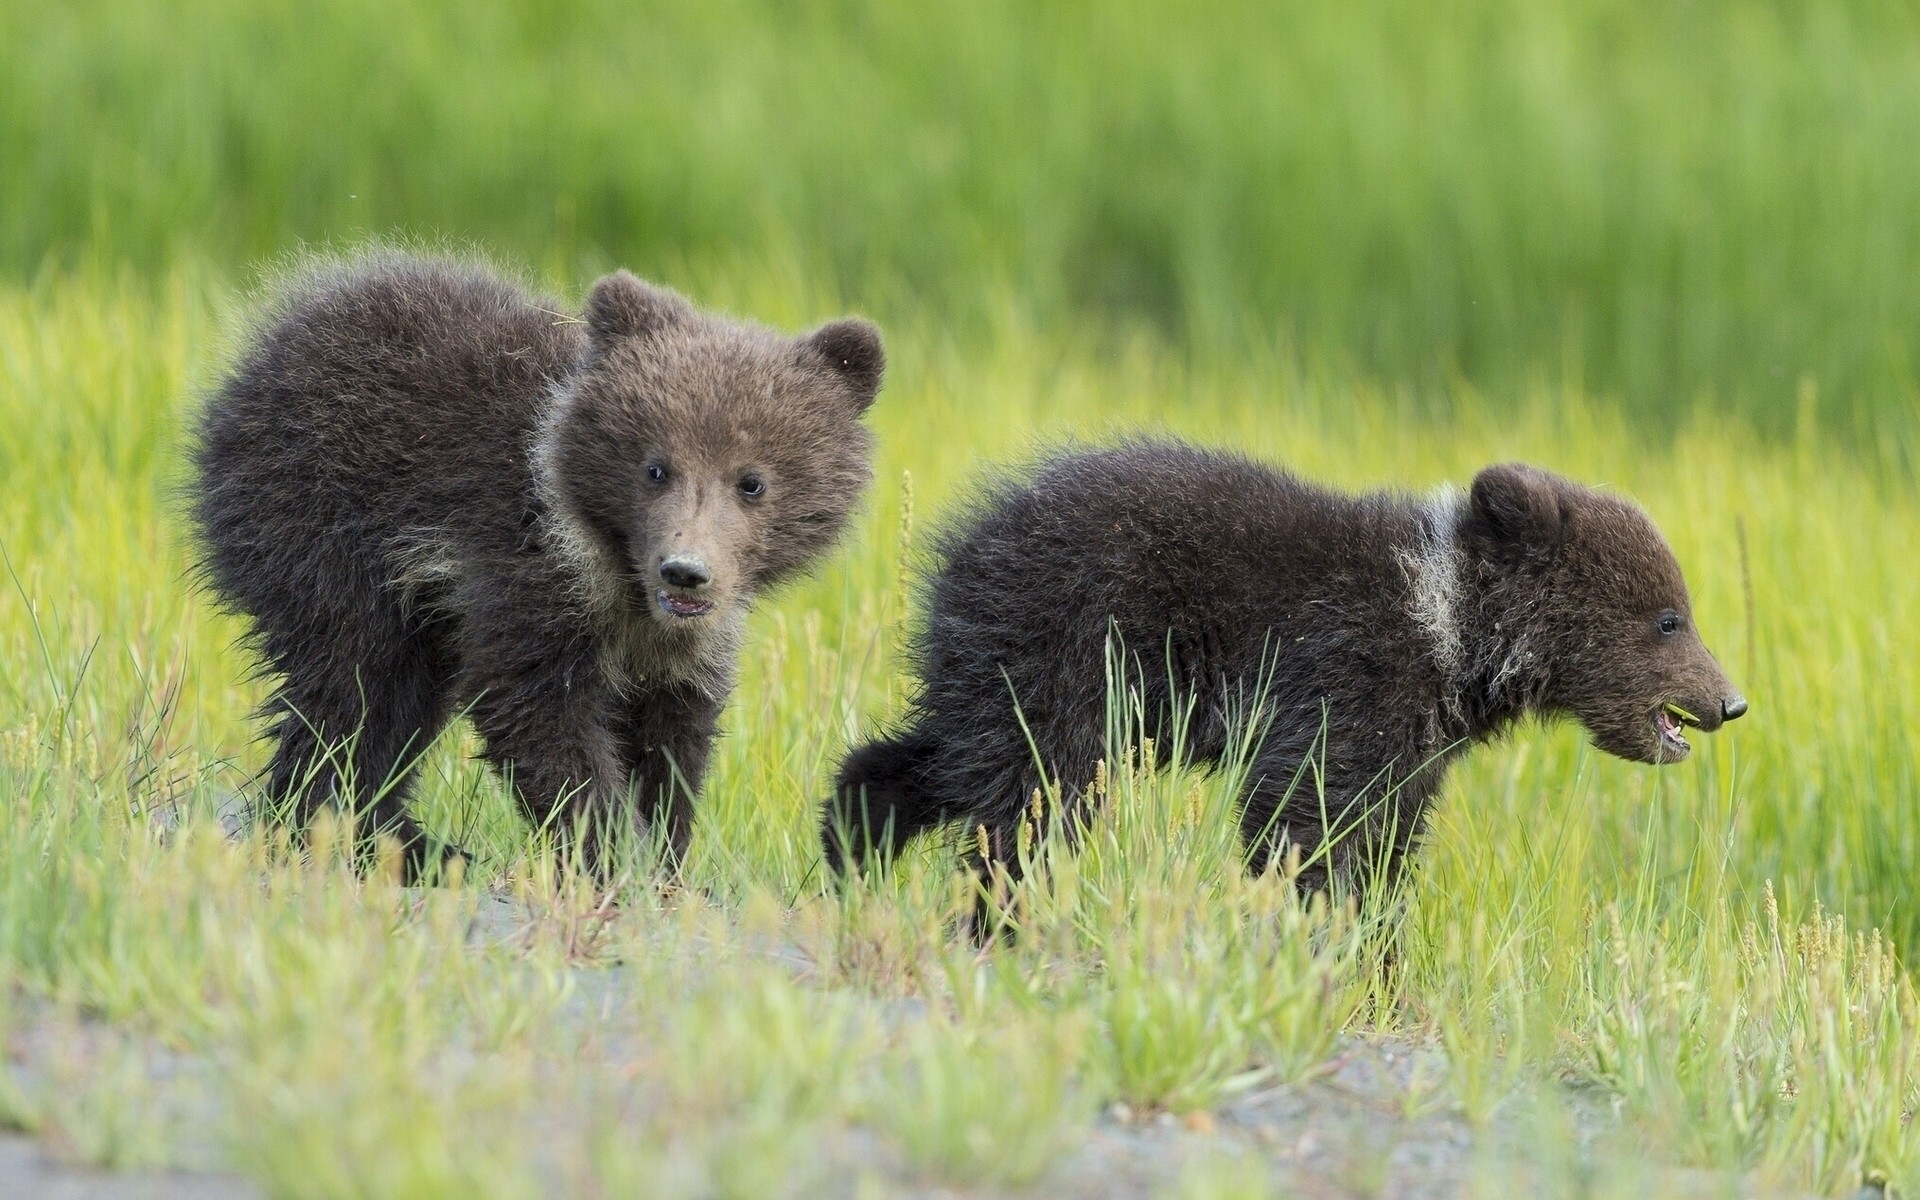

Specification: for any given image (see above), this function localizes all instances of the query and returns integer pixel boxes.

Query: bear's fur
[825,441,1745,900]
[193,252,884,876]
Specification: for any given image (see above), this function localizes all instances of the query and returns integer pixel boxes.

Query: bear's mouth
[1654,703,1698,759]
[656,590,715,619]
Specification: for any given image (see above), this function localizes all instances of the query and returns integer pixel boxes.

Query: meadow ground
[0,268,1915,1197]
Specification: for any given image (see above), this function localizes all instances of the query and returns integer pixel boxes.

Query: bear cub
[194,252,884,876]
[826,441,1745,900]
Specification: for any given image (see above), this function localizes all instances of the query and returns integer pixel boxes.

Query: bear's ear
[584,271,692,349]
[1469,463,1566,549]
[802,318,885,411]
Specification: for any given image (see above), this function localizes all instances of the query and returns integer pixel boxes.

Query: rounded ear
[1469,463,1566,547]
[584,271,692,349]
[803,318,885,411]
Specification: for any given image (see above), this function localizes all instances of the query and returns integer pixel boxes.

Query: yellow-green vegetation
[1,270,1915,1196]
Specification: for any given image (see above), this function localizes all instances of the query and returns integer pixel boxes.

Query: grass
[7,0,1920,439]
[0,264,1915,1195]
[869,1013,1092,1187]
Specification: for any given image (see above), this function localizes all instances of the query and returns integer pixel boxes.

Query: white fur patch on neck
[1398,485,1467,682]
[529,380,615,606]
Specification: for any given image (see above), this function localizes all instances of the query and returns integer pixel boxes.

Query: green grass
[1,267,1916,1195]
[7,0,1920,437]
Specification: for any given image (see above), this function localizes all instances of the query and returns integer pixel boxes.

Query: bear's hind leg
[256,609,457,879]
[823,726,951,875]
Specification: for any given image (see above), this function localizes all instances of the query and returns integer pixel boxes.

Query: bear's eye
[646,461,669,484]
[737,473,766,500]
[1656,612,1683,637]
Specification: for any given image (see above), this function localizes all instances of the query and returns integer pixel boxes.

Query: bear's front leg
[463,628,641,878]
[610,682,723,868]
[1237,745,1420,903]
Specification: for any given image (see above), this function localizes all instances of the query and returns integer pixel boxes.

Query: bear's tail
[822,725,945,876]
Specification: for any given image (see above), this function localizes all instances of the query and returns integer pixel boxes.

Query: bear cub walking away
[826,441,1745,902]
[194,252,884,877]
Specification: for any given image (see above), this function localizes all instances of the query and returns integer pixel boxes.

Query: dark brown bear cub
[193,253,884,877]
[825,442,1745,901]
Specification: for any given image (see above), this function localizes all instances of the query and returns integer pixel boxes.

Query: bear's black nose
[660,556,711,590]
[1721,695,1748,722]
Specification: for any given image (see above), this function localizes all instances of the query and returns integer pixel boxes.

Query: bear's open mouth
[656,590,715,619]
[1655,703,1697,757]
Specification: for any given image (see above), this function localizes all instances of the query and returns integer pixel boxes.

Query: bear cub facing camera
[193,253,884,877]
[826,442,1746,901]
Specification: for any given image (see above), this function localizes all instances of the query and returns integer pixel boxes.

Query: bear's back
[914,441,1438,748]
[208,254,580,479]
[929,441,1418,634]
[193,255,587,620]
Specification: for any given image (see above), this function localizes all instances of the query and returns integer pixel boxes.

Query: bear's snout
[1721,694,1748,722]
[659,555,711,590]
[652,552,720,620]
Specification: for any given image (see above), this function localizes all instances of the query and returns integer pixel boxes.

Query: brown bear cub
[193,253,884,877]
[825,442,1745,901]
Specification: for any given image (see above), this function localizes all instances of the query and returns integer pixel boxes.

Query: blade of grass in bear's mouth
[1663,702,1699,725]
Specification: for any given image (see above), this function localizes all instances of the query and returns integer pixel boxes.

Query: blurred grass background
[5,0,1920,441]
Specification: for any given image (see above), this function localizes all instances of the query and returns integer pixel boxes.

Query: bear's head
[544,272,884,631]
[1464,463,1747,763]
